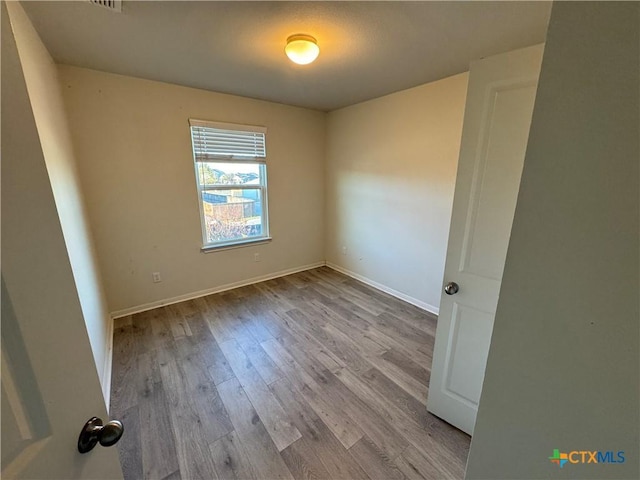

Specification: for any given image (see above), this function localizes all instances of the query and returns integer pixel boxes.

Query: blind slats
[192,140,266,150]
[194,154,266,164]
[192,133,265,144]
[190,120,267,161]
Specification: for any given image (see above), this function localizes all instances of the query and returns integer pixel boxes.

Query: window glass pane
[197,162,261,187]
[202,188,264,244]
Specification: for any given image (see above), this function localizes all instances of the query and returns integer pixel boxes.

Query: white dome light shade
[285,34,320,65]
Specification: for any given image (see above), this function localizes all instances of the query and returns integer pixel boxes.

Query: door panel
[1,285,51,470]
[427,44,544,435]
[445,303,494,405]
[461,84,538,280]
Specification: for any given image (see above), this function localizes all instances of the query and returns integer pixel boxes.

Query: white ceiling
[22,1,551,111]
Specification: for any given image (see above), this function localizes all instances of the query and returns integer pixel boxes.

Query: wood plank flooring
[110,267,470,480]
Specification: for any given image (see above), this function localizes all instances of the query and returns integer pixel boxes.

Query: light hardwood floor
[110,267,470,480]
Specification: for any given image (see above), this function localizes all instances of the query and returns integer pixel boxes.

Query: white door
[1,3,124,478]
[427,45,543,435]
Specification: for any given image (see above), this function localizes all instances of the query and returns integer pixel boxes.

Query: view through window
[190,120,269,248]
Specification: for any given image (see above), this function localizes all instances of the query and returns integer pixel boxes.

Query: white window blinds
[189,119,267,162]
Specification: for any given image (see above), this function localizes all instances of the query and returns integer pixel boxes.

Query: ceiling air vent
[89,0,122,13]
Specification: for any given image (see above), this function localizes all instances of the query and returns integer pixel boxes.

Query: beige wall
[7,3,112,400]
[466,2,639,479]
[59,67,326,314]
[325,73,468,313]
[59,65,467,318]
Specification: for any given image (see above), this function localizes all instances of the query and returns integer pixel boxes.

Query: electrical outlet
[254,253,261,262]
[152,272,162,283]
[342,246,347,255]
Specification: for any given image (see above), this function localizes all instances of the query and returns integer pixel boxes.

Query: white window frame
[189,119,270,251]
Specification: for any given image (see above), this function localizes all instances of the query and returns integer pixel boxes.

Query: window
[189,119,270,250]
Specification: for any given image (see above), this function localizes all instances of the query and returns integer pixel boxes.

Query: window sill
[201,237,272,253]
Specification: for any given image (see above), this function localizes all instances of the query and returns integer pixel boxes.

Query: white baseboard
[110,261,326,319]
[102,315,114,413]
[325,262,439,316]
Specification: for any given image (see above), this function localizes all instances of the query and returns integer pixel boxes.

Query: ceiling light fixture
[285,34,320,65]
